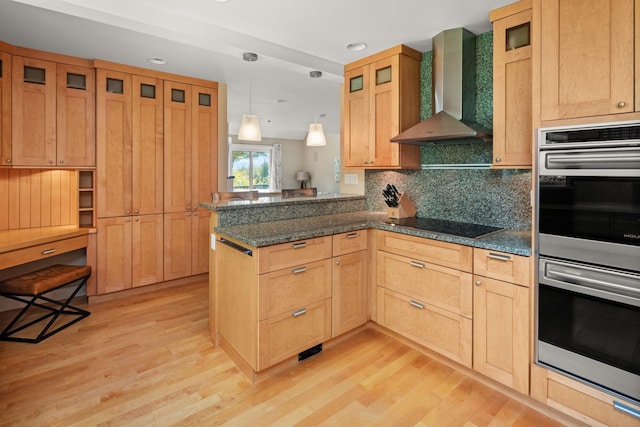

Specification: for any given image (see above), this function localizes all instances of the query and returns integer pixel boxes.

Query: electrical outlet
[344,174,358,185]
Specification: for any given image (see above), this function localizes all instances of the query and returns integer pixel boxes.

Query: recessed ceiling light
[147,57,167,65]
[346,42,368,51]
[274,99,287,103]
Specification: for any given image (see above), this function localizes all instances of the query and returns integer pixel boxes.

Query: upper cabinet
[0,48,10,167]
[343,45,421,169]
[491,1,533,168]
[12,54,95,167]
[539,0,636,121]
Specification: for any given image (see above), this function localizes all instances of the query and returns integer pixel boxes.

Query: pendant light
[306,70,326,146]
[238,52,261,141]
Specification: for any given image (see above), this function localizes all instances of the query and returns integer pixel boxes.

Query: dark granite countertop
[214,211,532,256]
[200,193,365,211]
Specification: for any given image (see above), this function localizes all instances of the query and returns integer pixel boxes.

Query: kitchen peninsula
[202,194,531,384]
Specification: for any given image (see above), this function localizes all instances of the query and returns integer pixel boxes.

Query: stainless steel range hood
[391,28,492,144]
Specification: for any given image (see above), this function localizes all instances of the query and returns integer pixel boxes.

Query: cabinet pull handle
[409,300,425,310]
[488,253,511,261]
[292,267,307,274]
[292,308,307,317]
[410,260,425,268]
[613,401,640,419]
[346,233,358,239]
[292,242,307,249]
[41,248,56,255]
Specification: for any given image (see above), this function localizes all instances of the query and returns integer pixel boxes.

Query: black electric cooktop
[385,217,504,239]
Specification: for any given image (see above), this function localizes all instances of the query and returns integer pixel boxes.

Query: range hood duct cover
[391,28,492,144]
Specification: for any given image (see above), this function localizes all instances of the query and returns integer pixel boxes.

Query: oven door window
[538,284,640,376]
[538,176,640,246]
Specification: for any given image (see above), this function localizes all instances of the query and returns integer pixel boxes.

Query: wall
[365,31,532,230]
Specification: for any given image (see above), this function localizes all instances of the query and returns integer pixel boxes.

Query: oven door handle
[547,270,639,297]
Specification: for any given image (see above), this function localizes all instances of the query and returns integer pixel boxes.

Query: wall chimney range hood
[391,28,492,145]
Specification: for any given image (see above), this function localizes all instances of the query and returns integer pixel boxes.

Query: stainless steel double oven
[535,121,640,408]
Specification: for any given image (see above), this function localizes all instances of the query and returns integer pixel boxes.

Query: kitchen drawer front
[0,236,88,270]
[376,287,472,367]
[258,259,331,320]
[258,236,332,274]
[332,229,367,256]
[377,251,472,318]
[545,370,640,427]
[377,230,472,272]
[258,298,331,370]
[473,248,530,287]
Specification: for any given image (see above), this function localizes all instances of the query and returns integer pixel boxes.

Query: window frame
[228,143,274,192]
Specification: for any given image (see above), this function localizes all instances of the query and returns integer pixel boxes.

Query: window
[228,144,272,191]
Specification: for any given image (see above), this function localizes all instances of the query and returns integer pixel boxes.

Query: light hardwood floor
[0,277,572,426]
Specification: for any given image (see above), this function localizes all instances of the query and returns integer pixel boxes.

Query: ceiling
[0,0,512,140]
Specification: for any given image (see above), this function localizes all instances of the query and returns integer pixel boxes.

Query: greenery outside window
[228,144,273,191]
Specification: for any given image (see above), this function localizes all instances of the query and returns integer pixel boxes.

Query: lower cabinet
[96,214,164,294]
[375,230,473,367]
[163,209,210,281]
[472,248,530,395]
[216,231,368,378]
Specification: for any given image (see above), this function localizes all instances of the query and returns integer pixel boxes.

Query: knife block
[387,193,416,219]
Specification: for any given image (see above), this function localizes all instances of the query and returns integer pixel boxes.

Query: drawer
[258,236,332,274]
[332,229,367,256]
[377,250,472,318]
[545,370,640,427]
[258,298,332,370]
[258,259,331,320]
[376,287,472,367]
[376,230,472,272]
[473,248,530,286]
[0,235,88,270]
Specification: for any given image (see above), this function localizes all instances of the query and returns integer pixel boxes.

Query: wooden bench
[0,264,91,343]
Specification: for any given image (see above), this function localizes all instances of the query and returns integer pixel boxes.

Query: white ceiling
[0,0,512,140]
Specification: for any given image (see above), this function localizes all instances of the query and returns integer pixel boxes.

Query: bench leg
[0,275,91,343]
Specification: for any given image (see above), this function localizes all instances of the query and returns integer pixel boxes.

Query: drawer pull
[409,300,425,310]
[346,233,358,239]
[488,253,511,262]
[613,401,640,419]
[292,242,307,249]
[292,267,307,274]
[410,260,425,269]
[292,308,307,317]
[41,248,56,255]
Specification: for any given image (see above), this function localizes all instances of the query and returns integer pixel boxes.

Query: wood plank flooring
[0,278,573,426]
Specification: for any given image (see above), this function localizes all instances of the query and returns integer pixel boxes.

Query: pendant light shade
[238,52,261,141]
[306,123,326,146]
[306,70,326,146]
[238,114,261,141]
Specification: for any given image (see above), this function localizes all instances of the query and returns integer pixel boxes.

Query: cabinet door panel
[473,275,529,394]
[343,66,370,167]
[163,211,192,280]
[164,81,192,213]
[97,217,132,294]
[332,250,368,337]
[371,56,398,167]
[191,209,210,275]
[191,85,217,209]
[132,213,164,287]
[12,56,56,166]
[57,64,95,167]
[540,0,634,120]
[97,69,132,218]
[132,75,163,215]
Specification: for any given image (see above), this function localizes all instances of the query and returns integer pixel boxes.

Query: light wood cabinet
[472,248,530,395]
[375,230,473,367]
[12,55,94,167]
[342,45,421,169]
[217,235,333,375]
[490,1,533,168]
[539,0,635,121]
[332,230,368,337]
[96,214,163,294]
[0,49,11,166]
[163,209,211,280]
